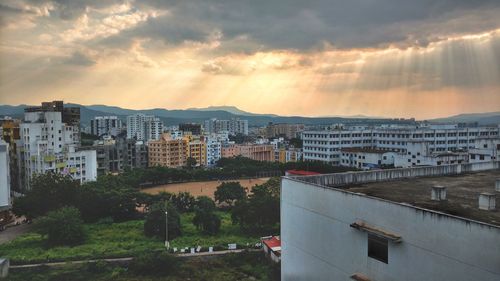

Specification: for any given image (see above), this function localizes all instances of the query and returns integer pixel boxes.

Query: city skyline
[1,1,500,119]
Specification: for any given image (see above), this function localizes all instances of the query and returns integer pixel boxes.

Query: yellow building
[188,140,207,167]
[148,133,188,168]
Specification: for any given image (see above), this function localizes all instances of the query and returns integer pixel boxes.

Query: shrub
[128,251,180,276]
[34,206,86,246]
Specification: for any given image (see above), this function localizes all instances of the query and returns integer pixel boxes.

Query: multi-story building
[0,140,11,223]
[148,133,188,168]
[23,100,80,143]
[281,162,500,281]
[275,147,303,163]
[188,140,206,167]
[469,138,500,163]
[179,123,202,136]
[340,148,397,169]
[126,114,163,141]
[303,125,500,166]
[0,118,21,191]
[266,123,304,139]
[221,144,274,161]
[90,116,123,137]
[88,137,148,176]
[206,137,222,166]
[17,103,97,190]
[204,118,248,136]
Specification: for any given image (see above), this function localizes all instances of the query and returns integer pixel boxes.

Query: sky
[0,0,499,119]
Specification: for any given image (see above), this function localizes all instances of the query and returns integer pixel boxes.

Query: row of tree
[115,157,354,187]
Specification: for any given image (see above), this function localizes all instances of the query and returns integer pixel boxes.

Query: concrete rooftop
[343,170,500,226]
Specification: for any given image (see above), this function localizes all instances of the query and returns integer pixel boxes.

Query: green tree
[231,178,280,234]
[170,192,196,212]
[13,173,80,219]
[192,196,220,235]
[214,182,247,207]
[186,157,197,168]
[34,206,86,246]
[144,201,182,239]
[77,175,139,222]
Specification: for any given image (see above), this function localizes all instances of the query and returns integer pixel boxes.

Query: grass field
[6,252,280,281]
[0,212,262,265]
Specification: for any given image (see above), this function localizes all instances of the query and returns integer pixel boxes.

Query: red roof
[286,169,321,176]
[262,236,281,249]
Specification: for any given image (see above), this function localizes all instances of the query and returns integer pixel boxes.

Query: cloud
[64,51,96,66]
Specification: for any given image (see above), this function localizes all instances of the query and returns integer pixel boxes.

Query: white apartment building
[126,114,163,141]
[469,138,500,163]
[281,162,500,281]
[340,148,397,169]
[303,125,500,165]
[18,111,97,189]
[90,116,122,137]
[204,118,248,135]
[0,140,11,211]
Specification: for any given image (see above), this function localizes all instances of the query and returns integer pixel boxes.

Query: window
[368,234,388,263]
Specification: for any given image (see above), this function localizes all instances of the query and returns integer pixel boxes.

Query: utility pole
[165,211,170,250]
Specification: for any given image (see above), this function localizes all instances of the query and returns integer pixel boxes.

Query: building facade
[303,125,500,166]
[281,162,500,281]
[204,118,248,136]
[266,123,304,139]
[0,141,11,212]
[17,103,97,190]
[90,116,122,137]
[221,144,274,161]
[126,114,163,141]
[179,123,202,135]
[148,133,188,168]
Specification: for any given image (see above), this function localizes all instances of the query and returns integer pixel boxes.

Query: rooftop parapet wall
[292,161,500,187]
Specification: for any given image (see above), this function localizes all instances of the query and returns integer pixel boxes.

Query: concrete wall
[281,177,500,281]
[294,161,500,187]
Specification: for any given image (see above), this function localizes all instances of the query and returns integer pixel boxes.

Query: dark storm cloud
[125,0,500,51]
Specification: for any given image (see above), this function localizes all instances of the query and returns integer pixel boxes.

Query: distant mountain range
[1,103,499,127]
[431,112,500,125]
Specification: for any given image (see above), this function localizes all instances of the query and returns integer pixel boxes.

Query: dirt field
[141,178,271,199]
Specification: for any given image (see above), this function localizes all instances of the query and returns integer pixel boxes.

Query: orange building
[222,144,274,162]
[148,133,188,168]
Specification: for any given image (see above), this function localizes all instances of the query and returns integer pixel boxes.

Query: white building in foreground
[18,109,97,189]
[0,140,11,210]
[281,162,500,281]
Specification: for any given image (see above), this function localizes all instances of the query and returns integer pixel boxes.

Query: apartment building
[87,137,148,176]
[303,125,500,165]
[266,123,304,139]
[0,140,11,214]
[275,147,303,163]
[221,144,274,162]
[179,123,202,135]
[126,114,163,141]
[18,103,97,190]
[188,140,206,167]
[204,118,248,135]
[148,133,188,168]
[0,118,20,191]
[281,162,500,281]
[90,116,122,137]
[340,148,397,169]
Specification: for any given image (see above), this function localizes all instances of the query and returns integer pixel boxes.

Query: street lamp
[165,211,170,250]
